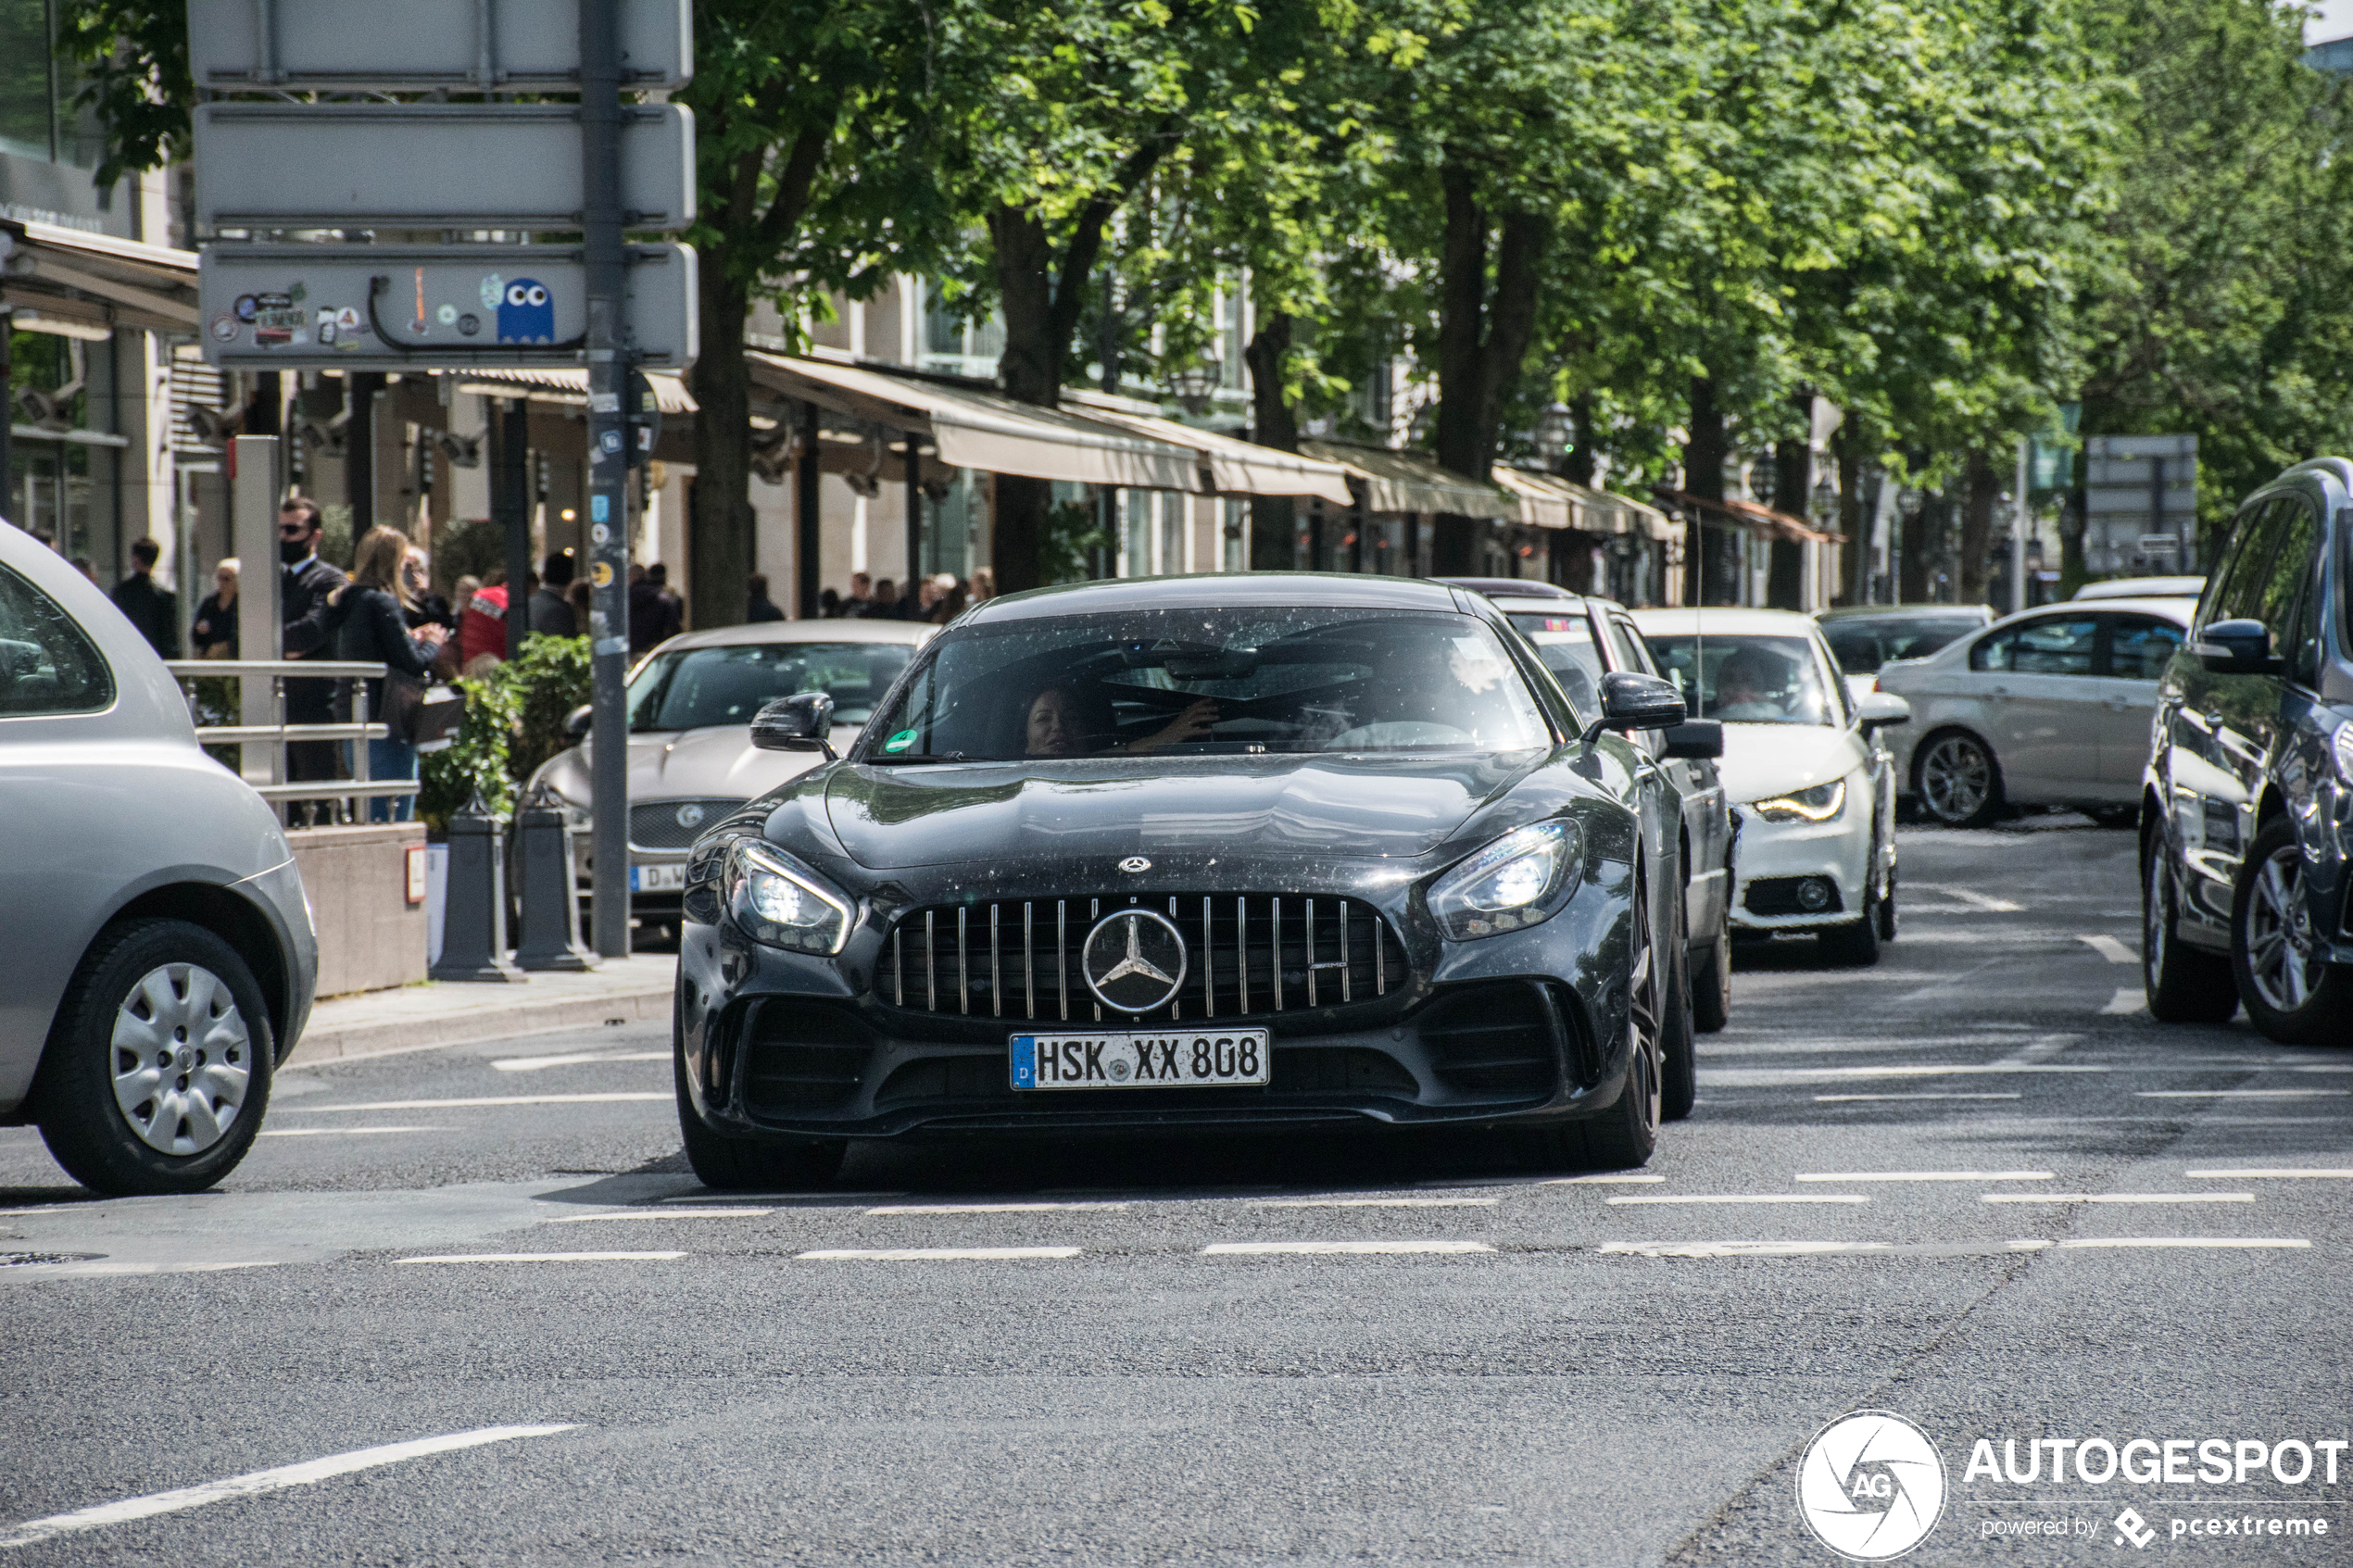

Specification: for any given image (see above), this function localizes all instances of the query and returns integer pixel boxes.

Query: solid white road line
[1705,1065,2110,1085]
[864,1202,1131,1215]
[543,1209,772,1222]
[395,1251,685,1264]
[1980,1193,2255,1205]
[2138,1090,2351,1099]
[1539,1173,1667,1185]
[491,1051,668,1073]
[0,1424,577,1549]
[2103,988,2149,1015]
[2047,1237,2310,1250]
[283,1094,670,1111]
[1606,1194,1869,1206]
[1202,1240,1494,1256]
[2185,1168,2353,1179]
[2078,935,2138,964]
[257,1126,443,1137]
[1252,1197,1499,1209]
[1816,1093,2023,1102]
[797,1247,1080,1261]
[1600,1239,2053,1260]
[1795,1172,2053,1183]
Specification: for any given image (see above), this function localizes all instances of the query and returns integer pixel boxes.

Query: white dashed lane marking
[1816,1093,2023,1102]
[490,1051,669,1073]
[1980,1192,2256,1205]
[1600,1239,2053,1260]
[797,1247,1082,1261]
[2077,935,2138,964]
[1252,1198,1499,1209]
[1908,884,2025,912]
[2047,1237,2311,1250]
[1794,1172,2053,1183]
[1202,1240,1494,1256]
[2186,1168,2353,1179]
[395,1252,685,1264]
[1606,1194,1869,1206]
[2103,988,2148,1015]
[1540,1173,1667,1185]
[543,1209,773,1222]
[2139,1090,2351,1099]
[865,1202,1131,1215]
[283,1094,670,1112]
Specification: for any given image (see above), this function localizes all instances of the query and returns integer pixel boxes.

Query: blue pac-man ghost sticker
[497,279,554,345]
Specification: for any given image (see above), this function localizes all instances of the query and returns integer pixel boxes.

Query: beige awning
[0,219,199,334]
[749,352,1202,491]
[1068,401,1355,504]
[456,365,698,413]
[1299,440,1516,520]
[1655,487,1841,545]
[1492,467,1596,532]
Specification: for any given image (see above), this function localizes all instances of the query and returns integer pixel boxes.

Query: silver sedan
[1874,596,2193,827]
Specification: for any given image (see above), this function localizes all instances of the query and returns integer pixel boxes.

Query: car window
[2285,574,2322,689]
[1821,615,1983,673]
[0,561,114,717]
[627,641,914,732]
[1642,633,1839,725]
[1609,617,1663,677]
[2103,614,2183,681]
[2249,497,2318,643]
[2210,500,2286,628]
[1505,609,1604,714]
[872,607,1551,759]
[1971,615,2098,676]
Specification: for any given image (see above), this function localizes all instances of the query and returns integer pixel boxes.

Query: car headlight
[1749,778,1846,822]
[710,840,854,954]
[1428,820,1585,940]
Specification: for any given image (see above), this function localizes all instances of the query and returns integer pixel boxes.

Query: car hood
[535,724,862,807]
[819,752,1543,871]
[1717,723,1869,806]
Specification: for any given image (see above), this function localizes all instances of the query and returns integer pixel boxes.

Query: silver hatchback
[0,521,315,1194]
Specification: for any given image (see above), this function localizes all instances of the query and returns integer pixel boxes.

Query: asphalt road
[3,819,2348,1566]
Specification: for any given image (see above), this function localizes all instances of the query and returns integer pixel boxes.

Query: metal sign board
[189,0,692,92]
[193,104,695,231]
[197,243,697,369]
[2082,433,2198,573]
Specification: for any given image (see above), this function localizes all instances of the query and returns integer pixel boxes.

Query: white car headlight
[1750,778,1846,823]
[721,841,855,955]
[1428,820,1585,940]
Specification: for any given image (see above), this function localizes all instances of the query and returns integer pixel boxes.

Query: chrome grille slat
[1057,899,1068,1021]
[957,907,969,1016]
[1024,903,1036,1021]
[1201,896,1214,1018]
[1305,897,1317,1009]
[1341,905,1353,1004]
[925,910,937,1010]
[1271,897,1284,1011]
[989,904,1001,1019]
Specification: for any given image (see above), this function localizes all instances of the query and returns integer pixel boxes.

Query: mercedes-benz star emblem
[1118,856,1151,873]
[1081,909,1188,1013]
[675,803,705,830]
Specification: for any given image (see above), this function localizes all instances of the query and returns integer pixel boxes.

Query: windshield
[1506,610,1604,713]
[866,607,1551,760]
[1643,633,1839,726]
[1820,615,1982,674]
[627,642,914,733]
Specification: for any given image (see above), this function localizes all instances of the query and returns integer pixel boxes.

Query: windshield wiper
[871,751,973,764]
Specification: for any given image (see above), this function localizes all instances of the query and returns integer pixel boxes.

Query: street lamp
[1532,401,1574,468]
[1168,350,1223,415]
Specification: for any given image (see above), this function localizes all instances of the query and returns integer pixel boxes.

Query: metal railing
[164,659,422,810]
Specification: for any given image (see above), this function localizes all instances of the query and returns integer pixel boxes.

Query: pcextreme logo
[1796,1410,1949,1562]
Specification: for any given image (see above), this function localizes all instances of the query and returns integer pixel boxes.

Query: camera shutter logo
[1081,909,1188,1013]
[1795,1411,1946,1561]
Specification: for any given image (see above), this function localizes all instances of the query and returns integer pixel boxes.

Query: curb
[283,983,673,1069]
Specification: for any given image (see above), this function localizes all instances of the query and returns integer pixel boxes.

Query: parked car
[529,619,936,944]
[1629,608,1908,964]
[0,520,316,1196]
[674,574,1695,1186]
[1815,604,1993,704]
[1487,589,1734,1065]
[2074,575,2204,602]
[1873,598,2193,828]
[2143,460,2353,1042]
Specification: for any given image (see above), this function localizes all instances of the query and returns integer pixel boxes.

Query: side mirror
[1583,671,1687,743]
[2193,618,2280,675]
[1661,720,1723,760]
[1856,691,1911,731]
[750,691,838,759]
[562,703,594,742]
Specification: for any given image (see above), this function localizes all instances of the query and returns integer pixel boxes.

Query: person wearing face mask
[278,496,351,820]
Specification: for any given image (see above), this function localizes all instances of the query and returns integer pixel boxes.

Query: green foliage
[503,635,595,785]
[54,1,186,187]
[316,504,354,571]
[415,636,592,832]
[1040,500,1111,584]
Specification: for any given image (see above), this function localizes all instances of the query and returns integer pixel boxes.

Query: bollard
[431,791,522,983]
[513,784,598,972]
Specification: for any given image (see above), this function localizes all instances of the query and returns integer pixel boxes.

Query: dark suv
[2143,458,2353,1042]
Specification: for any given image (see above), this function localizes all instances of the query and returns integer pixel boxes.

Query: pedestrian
[872,577,900,620]
[627,561,663,655]
[566,575,592,628]
[843,571,875,618]
[648,562,684,640]
[457,567,509,670]
[529,550,577,636]
[278,497,350,822]
[189,558,240,659]
[970,567,995,604]
[817,586,841,619]
[110,537,181,658]
[749,573,787,622]
[929,574,966,624]
[911,572,945,622]
[331,525,447,823]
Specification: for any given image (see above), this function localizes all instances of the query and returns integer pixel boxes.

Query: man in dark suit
[110,538,181,658]
[529,550,577,636]
[279,497,349,822]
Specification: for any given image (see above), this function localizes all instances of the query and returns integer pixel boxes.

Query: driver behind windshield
[1709,647,1792,721]
[1024,684,1218,757]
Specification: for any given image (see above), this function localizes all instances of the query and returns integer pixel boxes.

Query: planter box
[288,822,429,998]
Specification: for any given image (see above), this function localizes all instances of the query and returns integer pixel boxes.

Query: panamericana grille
[884,895,1409,1023]
[628,797,745,851]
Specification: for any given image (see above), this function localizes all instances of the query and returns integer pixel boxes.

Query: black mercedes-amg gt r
[672,573,1702,1186]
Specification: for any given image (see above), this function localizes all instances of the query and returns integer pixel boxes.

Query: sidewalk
[284,954,678,1068]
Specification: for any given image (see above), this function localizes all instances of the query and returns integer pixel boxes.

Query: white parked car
[2072,575,2203,602]
[1871,597,2193,828]
[1629,608,1909,964]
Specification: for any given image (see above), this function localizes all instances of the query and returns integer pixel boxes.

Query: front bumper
[1728,802,1873,932]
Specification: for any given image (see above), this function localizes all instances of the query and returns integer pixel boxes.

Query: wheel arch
[98,884,294,1061]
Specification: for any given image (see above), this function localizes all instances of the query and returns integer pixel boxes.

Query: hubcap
[109,964,251,1156]
[2244,844,2319,1015]
[1919,737,1990,823]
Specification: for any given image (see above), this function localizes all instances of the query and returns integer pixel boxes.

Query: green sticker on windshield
[883,729,918,753]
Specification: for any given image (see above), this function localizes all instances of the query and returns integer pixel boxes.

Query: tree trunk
[1684,377,1727,604]
[1959,449,1998,608]
[1833,423,1865,606]
[1245,308,1298,572]
[1430,160,1548,575]
[987,205,1062,594]
[688,260,754,629]
[1773,436,1810,519]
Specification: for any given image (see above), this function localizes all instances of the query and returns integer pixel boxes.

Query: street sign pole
[2012,436,2029,615]
[584,0,631,960]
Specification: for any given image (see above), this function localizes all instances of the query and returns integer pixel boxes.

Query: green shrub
[417,633,593,832]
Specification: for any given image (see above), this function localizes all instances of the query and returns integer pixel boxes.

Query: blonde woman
[332,526,447,822]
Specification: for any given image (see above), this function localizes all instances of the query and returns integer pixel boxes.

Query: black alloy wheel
[1915,730,2004,829]
[1692,896,1732,1034]
[674,1033,847,1190]
[1661,896,1697,1122]
[2230,815,2353,1045]
[2143,827,2237,1024]
[33,919,274,1197]
[1524,863,1663,1170]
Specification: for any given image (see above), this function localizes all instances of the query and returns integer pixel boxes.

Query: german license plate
[1011,1029,1271,1090]
[629,863,686,892]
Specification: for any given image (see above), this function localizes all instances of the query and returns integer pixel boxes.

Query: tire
[1524,864,1663,1170]
[32,918,274,1197]
[1661,918,1696,1122]
[1692,913,1731,1035]
[1914,730,2004,828]
[1877,861,1899,942]
[1818,862,1882,967]
[2144,826,2238,1023]
[673,1038,846,1190]
[2230,815,2353,1044]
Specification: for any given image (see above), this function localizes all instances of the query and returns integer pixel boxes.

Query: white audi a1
[1629,608,1911,964]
